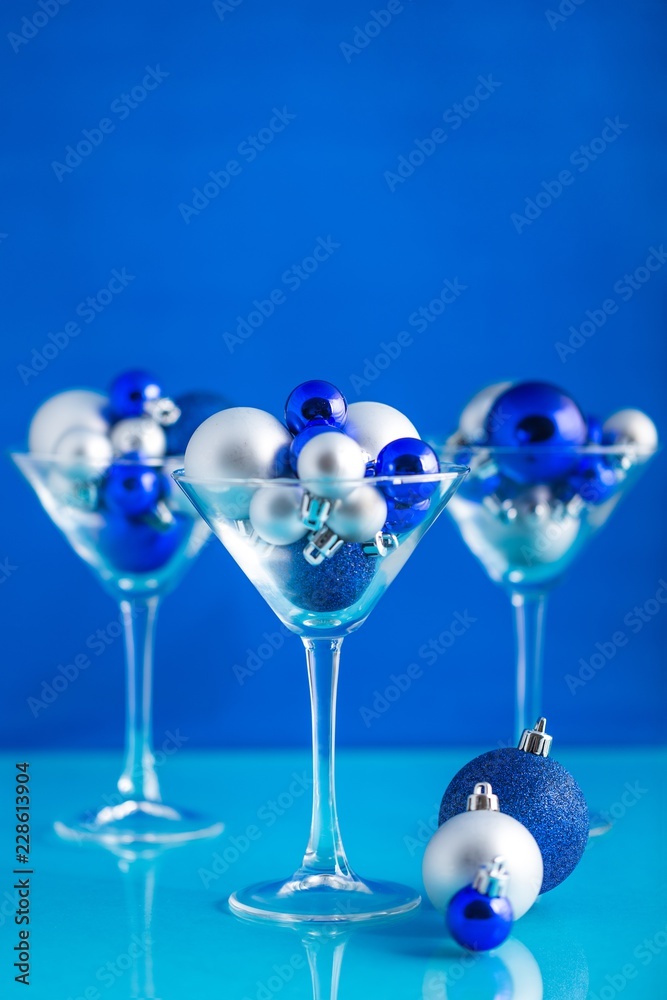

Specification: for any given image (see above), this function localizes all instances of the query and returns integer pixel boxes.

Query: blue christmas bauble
[102,463,165,516]
[98,512,187,573]
[285,380,347,435]
[375,438,440,504]
[109,370,163,421]
[485,382,587,483]
[586,414,604,444]
[384,497,430,533]
[447,884,513,952]
[165,391,231,455]
[568,454,618,505]
[283,541,376,612]
[439,745,589,894]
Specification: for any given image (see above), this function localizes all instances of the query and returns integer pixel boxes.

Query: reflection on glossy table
[7,748,666,999]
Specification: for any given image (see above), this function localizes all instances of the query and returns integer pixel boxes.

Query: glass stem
[299,637,351,878]
[118,596,161,803]
[511,590,548,742]
[303,931,347,1000]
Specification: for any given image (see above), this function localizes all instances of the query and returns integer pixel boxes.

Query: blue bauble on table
[166,391,231,455]
[98,512,187,573]
[485,381,587,483]
[447,874,514,952]
[376,437,440,505]
[102,463,165,516]
[109,370,163,421]
[285,380,347,435]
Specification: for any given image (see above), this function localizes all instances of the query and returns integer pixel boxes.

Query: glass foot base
[588,810,613,837]
[54,799,224,846]
[229,871,421,924]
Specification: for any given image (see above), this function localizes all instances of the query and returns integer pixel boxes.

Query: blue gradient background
[2,0,665,750]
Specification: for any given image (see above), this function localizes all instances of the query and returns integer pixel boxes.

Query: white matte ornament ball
[296,431,367,499]
[110,416,166,459]
[53,427,113,470]
[345,402,420,460]
[28,390,109,455]
[458,381,513,444]
[422,810,542,919]
[327,486,387,542]
[603,408,658,458]
[249,486,308,545]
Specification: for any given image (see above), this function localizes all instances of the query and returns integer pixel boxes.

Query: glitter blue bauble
[384,497,430,534]
[439,748,589,894]
[165,391,231,455]
[485,381,587,483]
[98,512,187,573]
[109,370,163,421]
[376,437,440,504]
[568,454,618,505]
[283,541,376,612]
[285,380,347,435]
[447,884,513,952]
[102,463,165,516]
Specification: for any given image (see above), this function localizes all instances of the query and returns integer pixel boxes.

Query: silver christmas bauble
[53,427,113,471]
[458,381,513,444]
[249,485,308,545]
[296,431,367,499]
[345,402,420,460]
[28,389,109,455]
[422,809,542,919]
[110,416,166,459]
[184,407,291,519]
[327,485,387,542]
[603,408,658,458]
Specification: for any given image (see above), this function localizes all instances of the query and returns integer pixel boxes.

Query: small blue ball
[384,497,430,533]
[439,748,589,893]
[568,454,619,505]
[485,381,587,483]
[102,463,165,516]
[447,885,513,952]
[283,541,376,612]
[165,391,231,455]
[285,380,347,435]
[376,438,440,504]
[98,512,187,573]
[586,414,604,444]
[109,370,163,421]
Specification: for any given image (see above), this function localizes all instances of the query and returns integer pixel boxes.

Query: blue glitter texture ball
[439,748,589,894]
[283,541,376,612]
[447,884,513,952]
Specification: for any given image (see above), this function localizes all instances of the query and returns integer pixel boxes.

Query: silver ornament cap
[518,716,553,757]
[466,782,499,812]
[473,857,510,898]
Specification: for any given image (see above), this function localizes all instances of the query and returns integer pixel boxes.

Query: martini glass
[433,443,656,744]
[12,452,223,846]
[174,467,467,922]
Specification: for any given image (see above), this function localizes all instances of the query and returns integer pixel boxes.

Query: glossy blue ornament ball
[447,884,513,952]
[384,497,430,534]
[98,512,187,573]
[165,391,231,455]
[485,381,587,483]
[586,414,604,444]
[285,380,347,435]
[102,463,165,516]
[439,736,589,894]
[376,437,440,504]
[109,370,163,421]
[568,454,619,505]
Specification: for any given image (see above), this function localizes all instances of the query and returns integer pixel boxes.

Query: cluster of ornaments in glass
[27,371,228,576]
[446,379,658,585]
[423,718,589,951]
[182,380,443,616]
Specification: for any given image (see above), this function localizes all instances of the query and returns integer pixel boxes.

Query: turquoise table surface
[3,748,666,1000]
